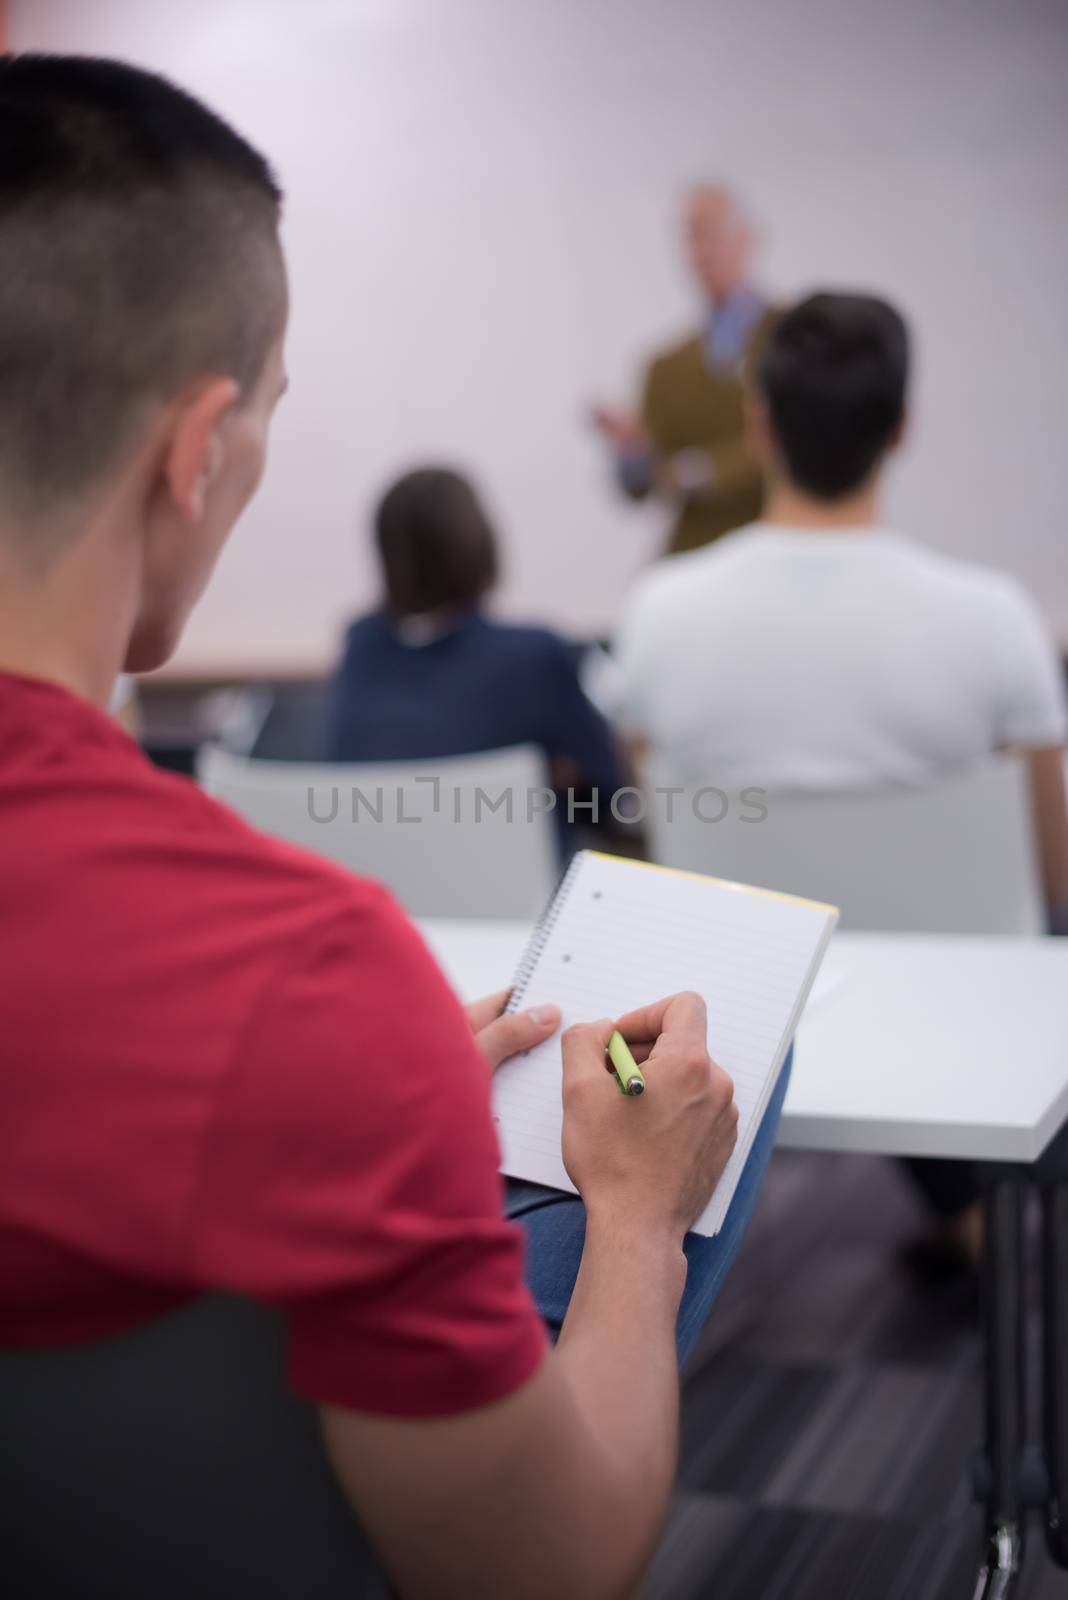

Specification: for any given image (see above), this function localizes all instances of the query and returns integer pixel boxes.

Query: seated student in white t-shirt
[616,291,1068,930]
[616,290,1068,1269]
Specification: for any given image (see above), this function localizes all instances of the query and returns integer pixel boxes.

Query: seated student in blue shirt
[326,467,625,806]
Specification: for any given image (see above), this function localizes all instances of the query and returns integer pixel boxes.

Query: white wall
[13,0,1068,673]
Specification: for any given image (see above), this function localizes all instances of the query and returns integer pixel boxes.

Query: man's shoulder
[646,302,776,379]
[3,723,430,1152]
[886,536,1040,619]
[624,528,756,618]
[65,740,401,951]
[646,330,706,380]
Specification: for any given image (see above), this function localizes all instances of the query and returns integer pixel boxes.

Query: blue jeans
[506,1048,792,1365]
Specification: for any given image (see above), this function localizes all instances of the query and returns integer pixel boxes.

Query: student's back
[618,292,1068,923]
[0,667,540,1388]
[327,609,621,791]
[326,469,623,794]
[619,290,1068,1265]
[619,523,1066,789]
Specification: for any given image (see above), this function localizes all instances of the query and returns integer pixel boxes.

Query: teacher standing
[592,185,773,555]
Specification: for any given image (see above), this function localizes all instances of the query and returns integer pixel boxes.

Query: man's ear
[163,378,241,522]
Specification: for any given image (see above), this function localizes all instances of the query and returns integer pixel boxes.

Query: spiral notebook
[496,850,838,1236]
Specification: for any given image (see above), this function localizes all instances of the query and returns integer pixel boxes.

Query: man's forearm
[323,1225,689,1600]
[554,1214,688,1575]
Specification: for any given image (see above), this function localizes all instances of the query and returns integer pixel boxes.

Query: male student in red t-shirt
[0,56,790,1598]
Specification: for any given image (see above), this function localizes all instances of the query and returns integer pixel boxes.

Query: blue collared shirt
[705,284,766,371]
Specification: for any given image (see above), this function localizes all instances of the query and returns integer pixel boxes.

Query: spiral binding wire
[505,850,587,1013]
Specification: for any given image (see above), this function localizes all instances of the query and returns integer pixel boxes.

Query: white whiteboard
[14,0,1068,672]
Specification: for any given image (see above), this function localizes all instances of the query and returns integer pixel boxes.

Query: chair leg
[972,1176,1027,1600]
[1042,1176,1068,1569]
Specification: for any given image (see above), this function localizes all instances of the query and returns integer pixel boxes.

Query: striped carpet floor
[645,1151,1067,1599]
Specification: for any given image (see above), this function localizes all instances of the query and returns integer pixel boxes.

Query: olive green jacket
[641,313,774,554]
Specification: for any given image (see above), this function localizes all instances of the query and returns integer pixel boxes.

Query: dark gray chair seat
[0,1295,388,1599]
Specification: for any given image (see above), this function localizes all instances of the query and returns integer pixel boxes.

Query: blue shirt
[325,610,624,798]
[704,284,766,371]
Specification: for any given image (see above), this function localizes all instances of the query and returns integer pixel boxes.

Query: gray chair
[198,743,557,920]
[643,755,1045,934]
[0,1296,388,1599]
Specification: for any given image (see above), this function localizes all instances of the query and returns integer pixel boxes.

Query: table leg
[1042,1175,1068,1569]
[972,1175,1027,1600]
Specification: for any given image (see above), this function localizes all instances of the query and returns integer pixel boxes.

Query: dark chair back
[0,1295,388,1599]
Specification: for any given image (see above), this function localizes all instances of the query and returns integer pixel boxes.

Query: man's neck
[764,480,882,531]
[0,507,139,708]
[709,281,758,315]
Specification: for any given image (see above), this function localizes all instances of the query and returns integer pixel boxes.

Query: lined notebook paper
[495,851,838,1236]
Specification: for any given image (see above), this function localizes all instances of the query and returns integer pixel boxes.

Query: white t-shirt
[616,524,1068,791]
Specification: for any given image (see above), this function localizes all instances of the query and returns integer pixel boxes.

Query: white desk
[418,922,1068,1166]
[419,918,1068,1598]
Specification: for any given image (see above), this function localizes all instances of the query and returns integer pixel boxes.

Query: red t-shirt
[0,671,545,1416]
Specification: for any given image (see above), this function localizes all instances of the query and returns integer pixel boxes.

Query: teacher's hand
[589,403,648,455]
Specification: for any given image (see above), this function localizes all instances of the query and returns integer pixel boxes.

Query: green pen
[607,1030,646,1096]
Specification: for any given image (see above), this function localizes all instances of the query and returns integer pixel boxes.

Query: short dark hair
[757,292,909,499]
[375,469,499,616]
[0,54,283,541]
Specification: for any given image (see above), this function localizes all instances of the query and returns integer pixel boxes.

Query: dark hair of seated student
[325,467,624,802]
[376,468,498,617]
[756,292,908,501]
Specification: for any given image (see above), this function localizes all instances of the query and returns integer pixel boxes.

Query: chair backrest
[0,1296,388,1600]
[643,756,1045,934]
[198,743,558,919]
